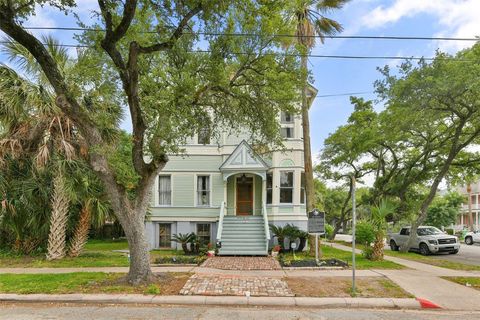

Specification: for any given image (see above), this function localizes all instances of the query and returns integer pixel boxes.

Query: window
[300,172,305,204]
[158,175,171,206]
[197,175,210,206]
[196,223,211,245]
[281,112,293,123]
[400,228,410,236]
[266,173,273,204]
[280,127,294,139]
[279,171,293,203]
[159,223,171,248]
[197,126,210,144]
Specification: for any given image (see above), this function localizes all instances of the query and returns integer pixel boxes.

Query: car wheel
[390,240,399,251]
[465,236,473,245]
[419,243,430,256]
[449,250,459,254]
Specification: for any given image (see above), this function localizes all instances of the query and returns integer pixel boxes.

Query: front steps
[217,216,268,256]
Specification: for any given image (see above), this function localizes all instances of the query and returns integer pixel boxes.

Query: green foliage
[355,221,375,248]
[425,192,465,228]
[324,223,334,239]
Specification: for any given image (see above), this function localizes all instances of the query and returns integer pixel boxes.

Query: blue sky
[1,0,479,161]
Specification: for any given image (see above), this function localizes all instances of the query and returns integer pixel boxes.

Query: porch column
[223,180,228,215]
[262,178,267,209]
[461,212,464,226]
[476,211,479,230]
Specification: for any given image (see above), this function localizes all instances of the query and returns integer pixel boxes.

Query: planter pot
[271,251,279,258]
[297,237,307,252]
[207,250,215,257]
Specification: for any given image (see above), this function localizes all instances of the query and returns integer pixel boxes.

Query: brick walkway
[200,256,281,270]
[179,274,294,297]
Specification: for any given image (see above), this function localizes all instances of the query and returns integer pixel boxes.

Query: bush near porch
[278,245,404,270]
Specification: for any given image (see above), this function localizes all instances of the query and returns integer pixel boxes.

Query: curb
[0,294,422,309]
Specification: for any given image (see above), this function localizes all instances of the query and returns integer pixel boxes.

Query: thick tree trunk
[68,203,91,258]
[46,174,70,261]
[300,55,320,257]
[122,212,154,285]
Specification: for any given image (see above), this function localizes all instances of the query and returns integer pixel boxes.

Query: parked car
[388,226,460,255]
[464,230,480,245]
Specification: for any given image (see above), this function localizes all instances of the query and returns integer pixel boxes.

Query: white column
[476,212,479,230]
[223,179,228,215]
[262,178,267,207]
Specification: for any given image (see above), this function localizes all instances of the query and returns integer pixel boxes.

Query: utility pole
[351,175,356,296]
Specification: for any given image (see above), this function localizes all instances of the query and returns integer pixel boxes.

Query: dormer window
[281,112,293,123]
[280,127,293,139]
[198,126,210,144]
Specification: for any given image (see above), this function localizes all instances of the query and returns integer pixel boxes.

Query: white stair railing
[262,205,270,252]
[216,201,226,242]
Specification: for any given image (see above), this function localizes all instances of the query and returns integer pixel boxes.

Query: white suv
[465,230,480,245]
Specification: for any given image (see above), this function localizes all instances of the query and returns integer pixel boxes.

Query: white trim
[279,170,294,205]
[157,174,173,207]
[194,173,212,207]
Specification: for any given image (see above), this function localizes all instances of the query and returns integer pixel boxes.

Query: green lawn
[0,239,187,268]
[442,277,480,291]
[281,245,405,270]
[334,240,480,271]
[0,272,191,295]
[384,250,480,271]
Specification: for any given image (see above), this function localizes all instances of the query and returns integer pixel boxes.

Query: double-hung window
[279,171,294,204]
[158,175,171,206]
[197,175,210,206]
[266,173,273,204]
[280,112,294,139]
[196,223,211,245]
[198,126,210,145]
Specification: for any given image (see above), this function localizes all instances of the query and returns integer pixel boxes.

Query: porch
[216,141,270,255]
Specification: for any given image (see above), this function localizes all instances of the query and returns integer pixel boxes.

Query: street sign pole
[351,175,356,296]
[315,233,319,263]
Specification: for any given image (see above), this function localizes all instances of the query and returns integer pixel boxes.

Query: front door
[236,176,253,215]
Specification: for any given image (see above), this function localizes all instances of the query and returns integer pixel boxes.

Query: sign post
[308,209,325,264]
[351,176,357,296]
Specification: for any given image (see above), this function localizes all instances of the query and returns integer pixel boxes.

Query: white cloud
[362,0,480,52]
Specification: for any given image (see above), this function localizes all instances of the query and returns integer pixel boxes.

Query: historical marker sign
[308,209,325,234]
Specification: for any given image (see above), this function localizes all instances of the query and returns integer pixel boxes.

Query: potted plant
[269,225,288,252]
[171,233,195,254]
[206,243,215,257]
[271,245,281,257]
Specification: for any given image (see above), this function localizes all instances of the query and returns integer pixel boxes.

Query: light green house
[146,87,317,255]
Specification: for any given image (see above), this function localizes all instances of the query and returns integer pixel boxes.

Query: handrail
[216,201,226,241]
[262,205,270,240]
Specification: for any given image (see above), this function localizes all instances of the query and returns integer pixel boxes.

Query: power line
[22,26,480,42]
[0,41,471,61]
[317,91,374,98]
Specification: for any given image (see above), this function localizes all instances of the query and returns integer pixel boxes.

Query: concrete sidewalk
[330,242,480,310]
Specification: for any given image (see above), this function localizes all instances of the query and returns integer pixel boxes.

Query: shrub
[355,220,375,247]
[154,255,207,265]
[325,223,334,240]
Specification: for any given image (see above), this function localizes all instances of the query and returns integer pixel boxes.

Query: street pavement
[427,243,480,266]
[1,303,480,320]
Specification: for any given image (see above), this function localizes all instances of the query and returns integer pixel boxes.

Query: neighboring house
[145,87,317,255]
[454,182,480,231]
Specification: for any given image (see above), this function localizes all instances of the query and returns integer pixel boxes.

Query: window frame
[279,171,294,204]
[197,126,211,145]
[158,175,172,206]
[196,223,211,245]
[196,174,211,207]
[158,223,172,249]
[266,172,273,204]
[281,111,294,124]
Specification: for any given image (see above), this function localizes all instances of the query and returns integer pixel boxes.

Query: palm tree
[370,199,396,261]
[286,0,348,255]
[67,169,112,258]
[0,37,85,259]
[172,233,195,254]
